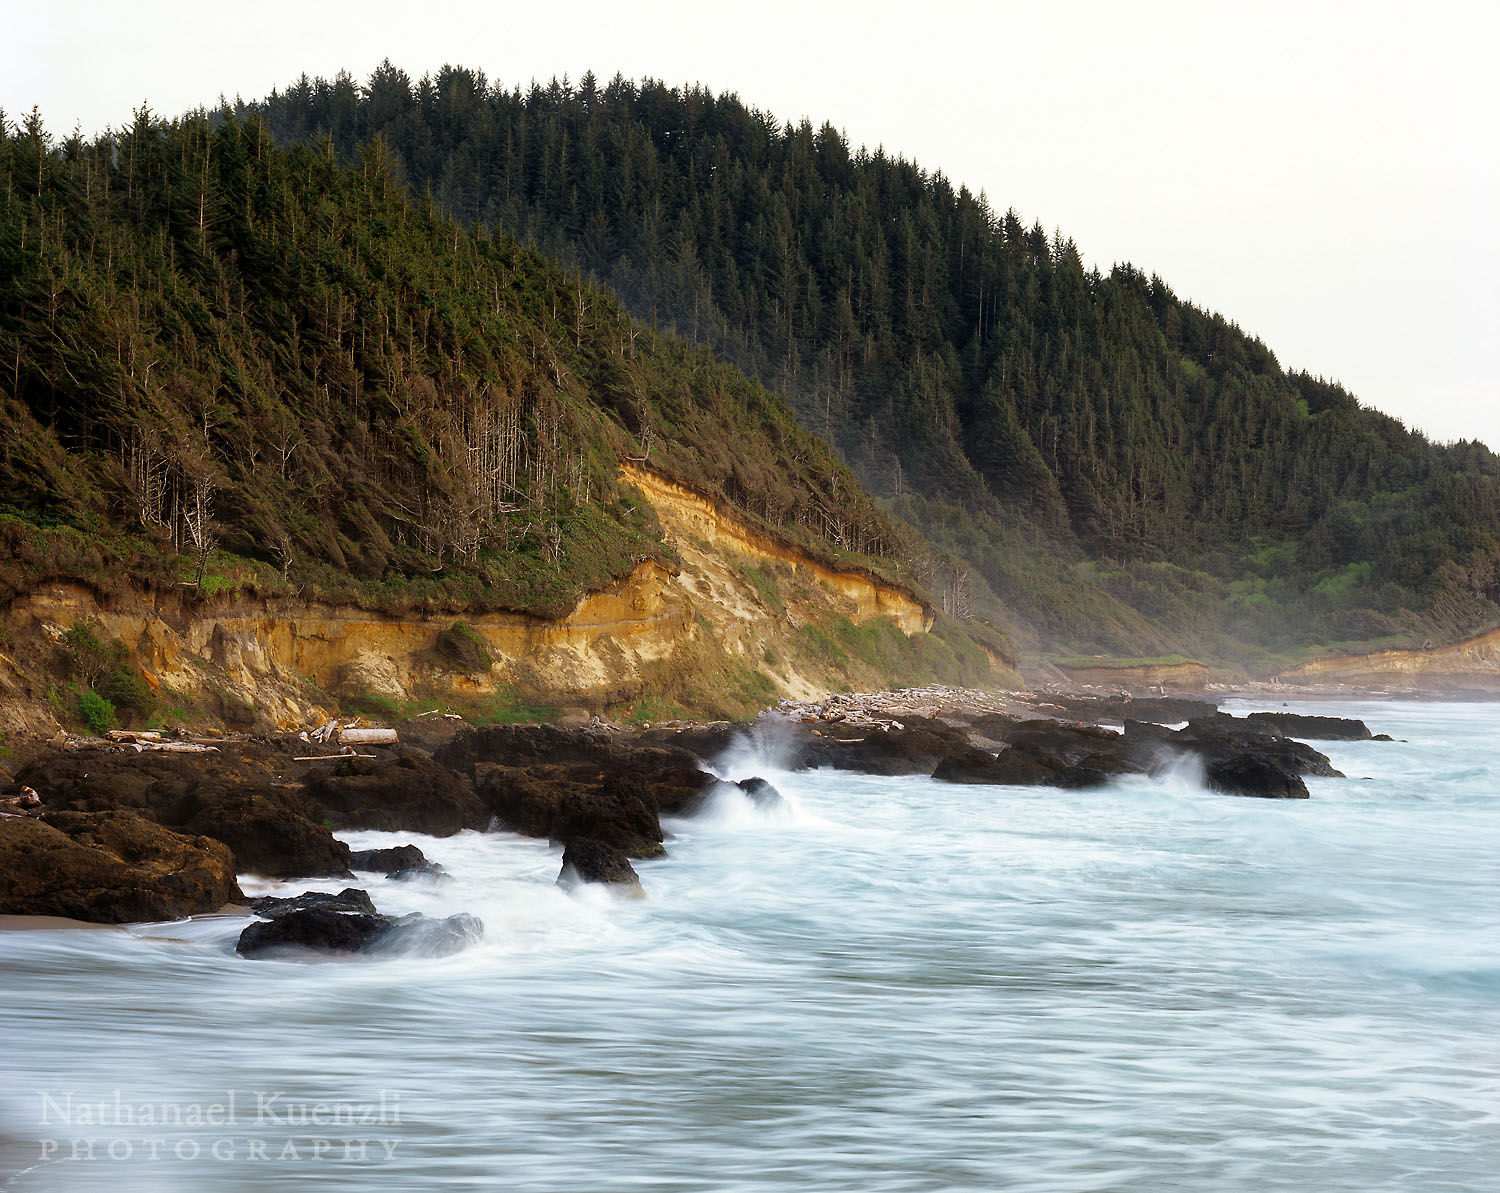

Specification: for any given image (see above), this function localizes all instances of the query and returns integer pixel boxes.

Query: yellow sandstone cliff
[1276,626,1500,688]
[0,468,933,736]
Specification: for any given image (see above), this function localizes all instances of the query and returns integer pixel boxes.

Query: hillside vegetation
[236,65,1500,663]
[0,106,936,628]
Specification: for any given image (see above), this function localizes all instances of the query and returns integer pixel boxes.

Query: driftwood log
[336,728,399,746]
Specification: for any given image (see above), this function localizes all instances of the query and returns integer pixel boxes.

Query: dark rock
[735,776,787,811]
[1004,720,1126,759]
[964,713,1025,740]
[1180,717,1343,778]
[248,888,378,917]
[349,845,429,873]
[13,750,354,881]
[1050,751,1141,790]
[236,907,484,959]
[1049,765,1116,790]
[237,908,389,956]
[558,838,642,892]
[436,723,619,773]
[930,745,1009,784]
[635,721,747,760]
[1205,754,1310,799]
[177,787,353,879]
[931,720,1135,785]
[550,778,665,858]
[474,766,572,836]
[1129,715,1342,779]
[0,811,241,923]
[1245,712,1373,740]
[302,752,486,837]
[386,864,451,883]
[476,767,666,858]
[1372,733,1394,742]
[989,741,1074,784]
[800,717,978,776]
[443,725,711,817]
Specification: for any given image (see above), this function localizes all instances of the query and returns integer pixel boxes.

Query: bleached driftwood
[107,730,162,743]
[131,742,220,755]
[336,727,398,746]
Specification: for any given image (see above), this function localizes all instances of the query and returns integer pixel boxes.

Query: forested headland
[0,107,927,620]
[230,64,1500,665]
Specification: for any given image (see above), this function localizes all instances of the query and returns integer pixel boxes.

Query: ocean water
[1,698,1496,1192]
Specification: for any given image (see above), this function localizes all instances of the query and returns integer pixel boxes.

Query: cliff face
[1049,661,1211,692]
[619,467,931,636]
[0,470,934,737]
[1277,627,1500,688]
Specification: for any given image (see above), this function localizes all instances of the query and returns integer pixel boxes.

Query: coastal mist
[1,699,1495,1191]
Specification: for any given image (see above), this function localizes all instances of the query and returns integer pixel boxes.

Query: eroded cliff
[0,469,940,738]
[1277,627,1500,689]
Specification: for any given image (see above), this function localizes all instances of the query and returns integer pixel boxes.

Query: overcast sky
[8,0,1497,448]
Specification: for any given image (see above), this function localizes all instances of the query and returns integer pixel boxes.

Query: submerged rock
[236,906,484,959]
[366,912,484,957]
[386,864,451,883]
[558,838,643,893]
[0,811,241,923]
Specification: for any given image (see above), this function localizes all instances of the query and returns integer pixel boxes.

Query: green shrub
[435,622,494,673]
[61,622,122,688]
[77,689,116,736]
[105,665,154,718]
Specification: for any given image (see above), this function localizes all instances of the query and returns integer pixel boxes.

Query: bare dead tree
[125,424,170,527]
[183,471,218,592]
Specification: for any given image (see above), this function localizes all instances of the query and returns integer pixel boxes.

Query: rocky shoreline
[0,686,1390,951]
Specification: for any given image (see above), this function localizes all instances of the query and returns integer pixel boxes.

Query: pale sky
[7,0,1498,449]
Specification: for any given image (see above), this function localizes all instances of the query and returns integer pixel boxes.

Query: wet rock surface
[1244,712,1373,740]
[735,776,787,811]
[1205,754,1311,799]
[782,701,1354,800]
[348,844,430,874]
[0,810,241,923]
[558,838,643,892]
[176,786,353,879]
[302,751,487,836]
[237,906,484,959]
[237,908,387,956]
[796,717,978,776]
[247,888,379,917]
[13,750,352,879]
[0,691,1391,927]
[448,725,719,856]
